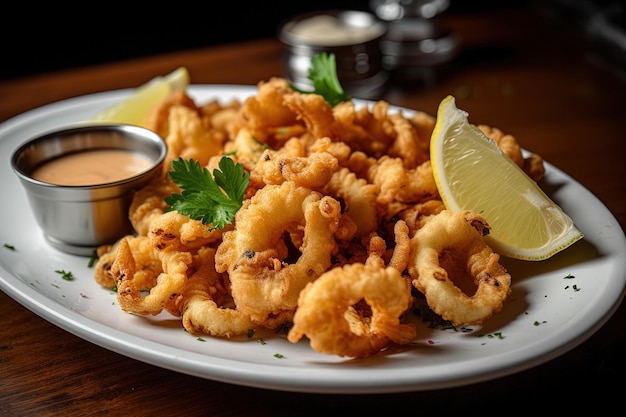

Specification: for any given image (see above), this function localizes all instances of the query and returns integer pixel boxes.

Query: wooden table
[1,7,625,415]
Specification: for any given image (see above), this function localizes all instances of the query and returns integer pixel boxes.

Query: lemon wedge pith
[430,95,584,261]
[91,66,190,126]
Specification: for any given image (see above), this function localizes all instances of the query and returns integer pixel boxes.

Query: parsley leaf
[165,156,249,230]
[289,52,351,107]
[55,269,74,281]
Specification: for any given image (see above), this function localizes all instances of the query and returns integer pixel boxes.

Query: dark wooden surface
[1,6,625,415]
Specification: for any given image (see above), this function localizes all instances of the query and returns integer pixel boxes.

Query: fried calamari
[408,210,512,326]
[93,76,540,358]
[288,254,416,358]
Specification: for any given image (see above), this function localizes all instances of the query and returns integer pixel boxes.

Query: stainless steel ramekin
[11,123,167,256]
[279,10,389,99]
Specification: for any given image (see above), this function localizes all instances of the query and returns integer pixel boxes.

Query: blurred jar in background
[370,0,458,85]
[279,10,389,99]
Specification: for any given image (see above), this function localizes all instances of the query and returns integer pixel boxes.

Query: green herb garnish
[289,52,351,106]
[165,156,249,230]
[87,251,97,268]
[55,269,74,281]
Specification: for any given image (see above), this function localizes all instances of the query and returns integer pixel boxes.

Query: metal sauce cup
[279,10,388,99]
[11,124,167,256]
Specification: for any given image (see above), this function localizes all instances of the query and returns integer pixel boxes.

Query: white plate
[1,85,625,394]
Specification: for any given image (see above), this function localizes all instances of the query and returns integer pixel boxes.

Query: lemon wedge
[91,67,190,126]
[430,95,584,261]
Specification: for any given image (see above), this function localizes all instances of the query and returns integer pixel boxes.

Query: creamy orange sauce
[32,149,153,186]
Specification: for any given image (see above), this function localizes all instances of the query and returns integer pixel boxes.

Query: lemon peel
[430,95,584,261]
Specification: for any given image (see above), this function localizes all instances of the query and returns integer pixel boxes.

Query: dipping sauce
[286,14,386,46]
[11,123,167,255]
[31,148,153,186]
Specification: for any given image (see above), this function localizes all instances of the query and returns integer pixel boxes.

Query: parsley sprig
[165,156,249,230]
[289,52,351,107]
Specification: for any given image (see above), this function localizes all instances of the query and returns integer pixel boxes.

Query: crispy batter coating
[148,210,222,252]
[239,78,305,148]
[288,254,416,358]
[128,175,178,237]
[323,167,380,237]
[111,238,192,316]
[144,90,200,135]
[177,247,256,338]
[249,147,338,191]
[93,79,543,358]
[408,210,512,326]
[94,235,161,290]
[214,181,341,329]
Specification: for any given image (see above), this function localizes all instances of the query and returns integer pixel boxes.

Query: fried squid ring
[386,112,430,168]
[282,89,335,140]
[94,235,162,290]
[331,101,392,158]
[407,210,512,326]
[250,148,338,190]
[144,90,199,135]
[178,247,256,337]
[148,210,223,252]
[288,255,416,358]
[112,238,192,316]
[395,199,445,237]
[323,167,379,237]
[222,127,271,172]
[239,77,305,147]
[367,157,438,209]
[128,175,179,237]
[215,181,341,329]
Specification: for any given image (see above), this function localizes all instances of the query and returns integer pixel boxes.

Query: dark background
[1,0,624,80]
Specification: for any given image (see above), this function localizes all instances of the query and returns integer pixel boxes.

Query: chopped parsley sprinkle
[55,269,74,281]
[476,332,505,339]
[273,353,285,359]
[4,243,15,251]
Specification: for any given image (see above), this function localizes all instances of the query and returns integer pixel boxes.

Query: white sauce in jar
[287,15,385,46]
[32,149,153,186]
